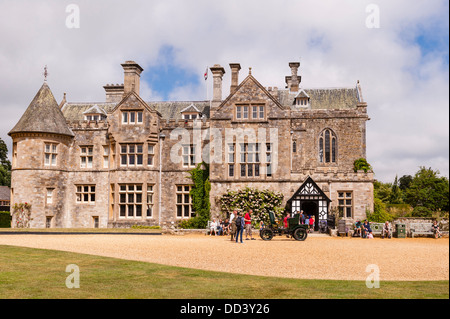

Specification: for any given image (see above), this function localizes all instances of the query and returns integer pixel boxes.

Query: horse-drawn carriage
[260,211,308,241]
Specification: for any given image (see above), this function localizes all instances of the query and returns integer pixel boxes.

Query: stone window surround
[318,128,338,164]
[80,145,93,168]
[76,185,96,204]
[234,103,266,121]
[120,143,144,167]
[121,110,143,125]
[228,142,272,178]
[44,142,58,167]
[337,191,353,218]
[118,184,143,219]
[176,185,193,218]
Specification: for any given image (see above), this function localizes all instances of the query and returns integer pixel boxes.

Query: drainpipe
[158,132,166,227]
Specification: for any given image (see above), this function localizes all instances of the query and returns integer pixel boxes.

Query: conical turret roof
[8,82,74,137]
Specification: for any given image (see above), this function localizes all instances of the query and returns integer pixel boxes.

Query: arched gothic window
[319,129,337,163]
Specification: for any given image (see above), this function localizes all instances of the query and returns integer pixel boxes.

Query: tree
[404,167,449,216]
[389,175,402,204]
[398,175,413,191]
[0,137,11,187]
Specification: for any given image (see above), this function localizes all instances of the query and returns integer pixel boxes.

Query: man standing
[230,210,237,241]
[244,209,255,240]
[235,212,244,243]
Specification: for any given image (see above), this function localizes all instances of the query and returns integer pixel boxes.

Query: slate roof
[277,87,360,110]
[61,101,210,122]
[59,83,359,122]
[8,82,74,137]
[0,186,10,201]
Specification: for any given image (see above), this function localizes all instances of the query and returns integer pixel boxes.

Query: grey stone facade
[9,61,373,229]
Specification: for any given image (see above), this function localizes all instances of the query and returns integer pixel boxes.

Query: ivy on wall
[178,162,211,229]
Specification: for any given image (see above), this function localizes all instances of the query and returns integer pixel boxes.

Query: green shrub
[0,211,11,228]
[353,158,372,173]
[130,225,161,230]
[366,198,394,223]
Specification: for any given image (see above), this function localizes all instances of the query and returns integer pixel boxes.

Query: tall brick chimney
[229,63,241,94]
[210,64,225,108]
[121,61,143,95]
[285,62,301,92]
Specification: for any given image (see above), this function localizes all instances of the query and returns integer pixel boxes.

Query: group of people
[354,219,392,239]
[208,218,230,236]
[353,219,443,239]
[209,209,255,243]
[289,210,315,232]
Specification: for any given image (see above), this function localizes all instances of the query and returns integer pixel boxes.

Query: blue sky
[0,0,448,183]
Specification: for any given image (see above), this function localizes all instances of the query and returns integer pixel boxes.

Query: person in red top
[283,213,289,228]
[309,215,315,233]
[244,209,255,240]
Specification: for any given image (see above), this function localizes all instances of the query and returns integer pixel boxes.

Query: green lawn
[0,245,448,299]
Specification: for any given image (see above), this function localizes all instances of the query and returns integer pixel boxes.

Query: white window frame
[44,143,57,166]
[80,146,93,168]
[76,185,96,204]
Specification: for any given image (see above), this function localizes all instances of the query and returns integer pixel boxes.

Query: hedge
[0,211,11,228]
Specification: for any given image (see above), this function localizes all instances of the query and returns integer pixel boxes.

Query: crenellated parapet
[160,118,211,130]
[68,120,109,130]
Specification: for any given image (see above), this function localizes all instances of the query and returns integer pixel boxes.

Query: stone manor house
[8,60,374,229]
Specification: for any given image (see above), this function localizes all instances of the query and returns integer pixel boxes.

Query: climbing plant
[218,187,284,226]
[12,202,32,228]
[178,162,210,229]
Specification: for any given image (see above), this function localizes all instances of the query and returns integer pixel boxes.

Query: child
[304,215,309,232]
[309,215,314,233]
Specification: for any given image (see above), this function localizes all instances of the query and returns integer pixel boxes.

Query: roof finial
[249,67,252,75]
[43,65,48,82]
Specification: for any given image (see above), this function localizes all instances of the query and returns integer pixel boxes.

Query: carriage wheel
[260,228,274,241]
[293,228,307,241]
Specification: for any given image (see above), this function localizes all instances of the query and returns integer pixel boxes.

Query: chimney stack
[229,63,241,94]
[286,62,301,92]
[210,64,225,108]
[104,84,125,103]
[121,61,143,95]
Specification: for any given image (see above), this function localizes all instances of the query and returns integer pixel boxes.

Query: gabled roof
[217,73,285,111]
[287,176,331,203]
[8,82,74,137]
[110,90,161,116]
[82,104,107,115]
[294,89,310,99]
[180,103,201,113]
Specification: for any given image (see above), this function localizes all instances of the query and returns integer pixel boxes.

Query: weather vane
[43,65,48,82]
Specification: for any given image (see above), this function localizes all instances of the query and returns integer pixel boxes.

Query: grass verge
[0,245,448,299]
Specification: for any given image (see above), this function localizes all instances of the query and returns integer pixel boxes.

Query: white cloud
[0,0,448,182]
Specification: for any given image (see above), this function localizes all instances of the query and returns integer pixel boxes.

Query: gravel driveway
[0,233,448,281]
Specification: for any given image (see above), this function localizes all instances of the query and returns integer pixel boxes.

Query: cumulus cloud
[0,0,448,182]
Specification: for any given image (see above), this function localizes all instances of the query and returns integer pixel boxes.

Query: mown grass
[0,245,448,299]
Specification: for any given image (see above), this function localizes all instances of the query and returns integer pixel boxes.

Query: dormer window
[83,104,107,121]
[296,98,309,106]
[180,103,201,120]
[293,89,310,107]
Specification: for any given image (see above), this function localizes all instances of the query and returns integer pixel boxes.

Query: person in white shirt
[210,219,217,236]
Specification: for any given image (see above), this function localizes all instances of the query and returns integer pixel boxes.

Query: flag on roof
[204,67,208,81]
